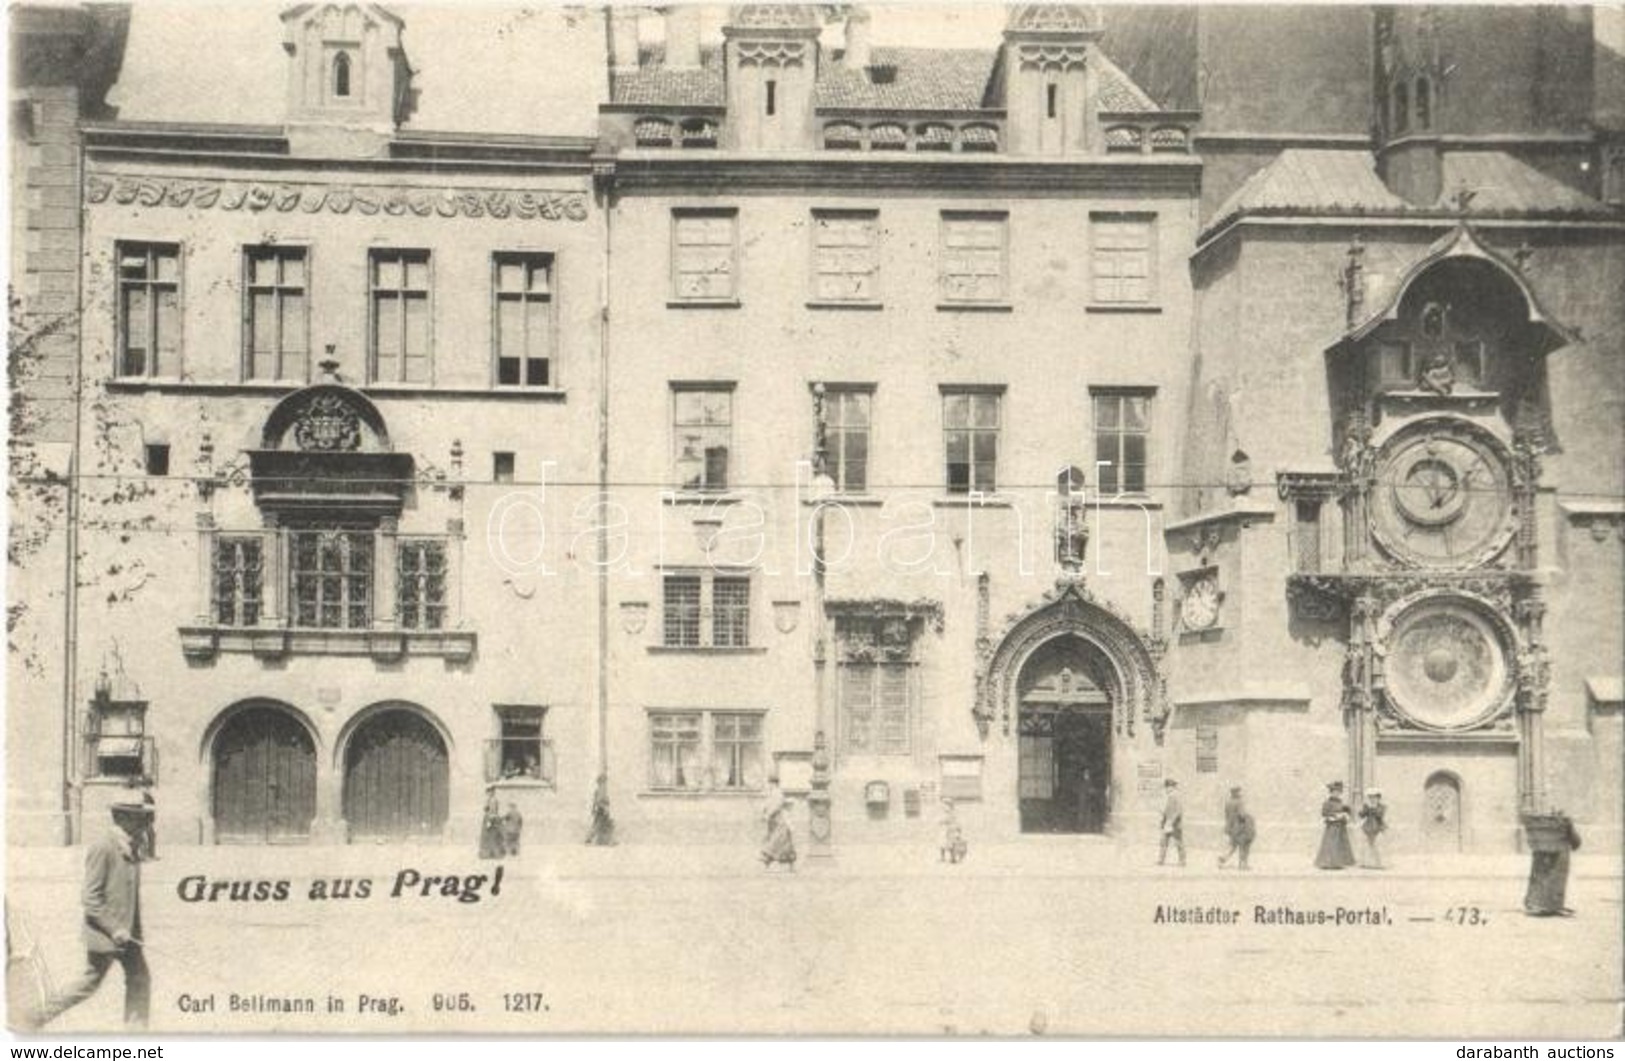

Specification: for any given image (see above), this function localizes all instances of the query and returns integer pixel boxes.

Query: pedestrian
[500,802,524,857]
[585,773,617,846]
[1315,781,1357,870]
[1523,810,1581,917]
[478,791,504,859]
[134,791,158,861]
[1157,778,1185,867]
[26,797,153,1030]
[940,798,968,864]
[1218,785,1255,870]
[1358,788,1387,869]
[761,796,797,871]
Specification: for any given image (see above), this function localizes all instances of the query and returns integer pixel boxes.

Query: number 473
[1444,906,1486,925]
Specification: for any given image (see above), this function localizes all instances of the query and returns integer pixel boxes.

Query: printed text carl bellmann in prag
[1152,904,1394,926]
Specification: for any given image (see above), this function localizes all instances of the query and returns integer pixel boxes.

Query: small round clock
[1371,423,1515,568]
[1180,576,1221,631]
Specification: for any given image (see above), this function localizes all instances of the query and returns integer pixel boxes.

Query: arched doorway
[211,702,318,844]
[1423,771,1463,852]
[1017,637,1114,833]
[342,705,449,841]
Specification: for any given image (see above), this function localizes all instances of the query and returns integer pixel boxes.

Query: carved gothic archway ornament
[1373,587,1519,736]
[249,384,414,516]
[975,578,1167,743]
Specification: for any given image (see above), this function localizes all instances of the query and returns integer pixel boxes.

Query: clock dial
[1372,425,1514,568]
[1180,577,1221,631]
[1384,600,1510,730]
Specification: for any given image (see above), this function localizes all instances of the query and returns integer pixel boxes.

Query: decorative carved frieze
[1016,42,1087,72]
[734,40,807,68]
[826,598,943,665]
[86,173,590,222]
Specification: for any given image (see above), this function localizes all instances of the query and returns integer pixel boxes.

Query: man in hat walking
[28,797,152,1029]
[1218,785,1256,870]
[1157,779,1185,867]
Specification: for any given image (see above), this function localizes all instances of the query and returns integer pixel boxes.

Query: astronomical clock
[1369,419,1516,570]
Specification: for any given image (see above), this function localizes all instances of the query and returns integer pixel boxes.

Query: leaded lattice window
[397,538,447,630]
[213,536,264,627]
[290,528,374,629]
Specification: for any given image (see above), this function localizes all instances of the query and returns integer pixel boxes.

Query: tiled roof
[611,43,1160,115]
[817,47,997,111]
[1203,148,1613,241]
[611,45,727,108]
[1439,152,1605,214]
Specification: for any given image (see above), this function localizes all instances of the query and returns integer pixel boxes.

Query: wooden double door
[342,708,449,841]
[213,705,318,843]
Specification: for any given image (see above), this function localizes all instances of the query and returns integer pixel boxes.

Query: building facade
[8,3,1622,856]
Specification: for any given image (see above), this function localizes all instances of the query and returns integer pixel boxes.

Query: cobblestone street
[9,843,1620,1038]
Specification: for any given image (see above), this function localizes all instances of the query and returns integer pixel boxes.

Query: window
[1393,82,1410,135]
[662,571,752,649]
[839,662,912,755]
[245,246,308,381]
[491,705,550,782]
[116,242,180,378]
[332,51,352,99]
[672,385,733,492]
[1295,500,1322,573]
[369,250,431,383]
[649,712,703,790]
[672,210,738,301]
[1090,214,1156,304]
[1415,77,1432,130]
[711,713,765,790]
[493,452,515,484]
[213,535,264,627]
[290,527,374,629]
[712,576,751,648]
[811,211,879,303]
[145,444,170,476]
[765,79,777,117]
[943,389,1001,494]
[397,538,447,631]
[1377,340,1415,385]
[648,710,765,792]
[493,253,553,387]
[663,575,702,647]
[939,212,1008,303]
[825,387,871,494]
[1093,390,1153,495]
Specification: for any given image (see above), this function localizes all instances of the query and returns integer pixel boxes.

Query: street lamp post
[808,384,834,859]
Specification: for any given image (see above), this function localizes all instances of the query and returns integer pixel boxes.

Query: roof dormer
[281,3,409,156]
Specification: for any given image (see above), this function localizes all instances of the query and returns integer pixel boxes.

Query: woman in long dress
[761,797,797,871]
[1315,781,1357,869]
[1524,811,1581,916]
[478,791,505,860]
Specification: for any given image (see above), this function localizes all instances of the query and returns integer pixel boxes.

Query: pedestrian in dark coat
[1157,779,1185,866]
[1524,811,1581,917]
[27,798,152,1030]
[500,802,524,857]
[478,792,505,859]
[1218,785,1255,870]
[1315,781,1357,869]
[940,798,968,864]
[585,773,617,846]
[1358,789,1387,869]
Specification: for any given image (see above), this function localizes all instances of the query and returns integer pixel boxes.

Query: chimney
[609,7,641,75]
[664,5,702,71]
[844,7,872,70]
